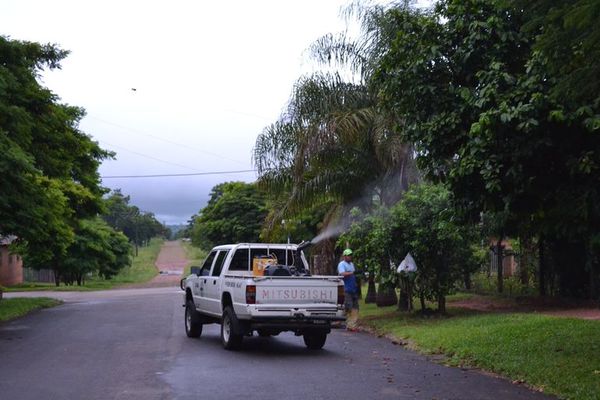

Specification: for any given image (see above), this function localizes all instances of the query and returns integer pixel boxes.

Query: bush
[391,183,482,313]
[471,272,536,297]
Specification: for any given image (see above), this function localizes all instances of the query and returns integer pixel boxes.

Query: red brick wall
[0,246,23,286]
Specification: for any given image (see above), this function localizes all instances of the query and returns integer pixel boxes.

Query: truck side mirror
[190,266,201,276]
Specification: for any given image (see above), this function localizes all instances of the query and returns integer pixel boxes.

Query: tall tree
[191,182,267,250]
[391,183,482,313]
[518,0,600,107]
[253,2,418,238]
[61,218,132,285]
[0,36,111,274]
[375,0,600,298]
[102,189,168,255]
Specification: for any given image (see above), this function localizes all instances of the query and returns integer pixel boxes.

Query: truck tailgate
[254,277,340,305]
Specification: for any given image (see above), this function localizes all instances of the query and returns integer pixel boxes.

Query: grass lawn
[359,300,600,400]
[5,238,164,292]
[180,241,208,277]
[0,297,62,322]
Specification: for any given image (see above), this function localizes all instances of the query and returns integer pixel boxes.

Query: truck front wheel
[303,332,327,350]
[185,300,202,338]
[221,306,243,350]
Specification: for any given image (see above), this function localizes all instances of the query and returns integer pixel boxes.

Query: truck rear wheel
[185,300,202,338]
[303,332,327,350]
[221,306,243,350]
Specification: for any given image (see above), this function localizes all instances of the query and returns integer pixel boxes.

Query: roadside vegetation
[189,182,267,250]
[359,299,600,400]
[102,190,171,256]
[5,238,163,291]
[252,0,600,306]
[4,2,594,395]
[0,298,62,322]
[181,241,208,277]
[0,36,169,287]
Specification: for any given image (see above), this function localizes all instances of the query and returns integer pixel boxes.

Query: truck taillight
[337,285,345,305]
[246,285,256,304]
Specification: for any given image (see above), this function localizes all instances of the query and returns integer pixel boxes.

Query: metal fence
[22,268,55,283]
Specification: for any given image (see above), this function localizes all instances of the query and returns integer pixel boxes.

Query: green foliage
[518,0,600,106]
[361,303,600,400]
[373,0,600,298]
[63,218,132,283]
[338,206,395,285]
[181,241,208,276]
[102,189,169,247]
[0,36,111,275]
[95,237,161,286]
[173,214,197,241]
[375,0,531,221]
[338,183,482,311]
[254,3,418,237]
[260,200,331,243]
[390,183,482,311]
[0,298,62,322]
[5,239,162,291]
[191,182,267,250]
[471,272,536,297]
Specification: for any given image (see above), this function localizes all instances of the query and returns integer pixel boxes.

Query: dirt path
[129,240,189,288]
[451,295,600,320]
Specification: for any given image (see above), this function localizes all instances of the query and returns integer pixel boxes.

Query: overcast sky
[1,0,429,225]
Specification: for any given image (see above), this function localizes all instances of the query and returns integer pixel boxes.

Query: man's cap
[343,249,353,256]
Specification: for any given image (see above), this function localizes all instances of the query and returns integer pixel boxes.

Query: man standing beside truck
[338,249,359,331]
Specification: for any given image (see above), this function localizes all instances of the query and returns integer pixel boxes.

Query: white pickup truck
[180,243,345,350]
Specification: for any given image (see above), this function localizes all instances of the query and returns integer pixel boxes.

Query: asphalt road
[0,288,555,400]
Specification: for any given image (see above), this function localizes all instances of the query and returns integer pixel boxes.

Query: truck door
[205,250,229,314]
[194,251,217,311]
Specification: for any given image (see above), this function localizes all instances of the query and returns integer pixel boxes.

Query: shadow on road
[183,330,340,358]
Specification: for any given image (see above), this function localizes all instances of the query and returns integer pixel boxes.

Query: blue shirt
[338,260,357,293]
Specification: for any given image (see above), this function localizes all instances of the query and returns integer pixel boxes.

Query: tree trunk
[437,293,446,314]
[520,235,530,285]
[419,292,426,312]
[586,243,597,302]
[365,277,377,303]
[589,259,596,302]
[496,239,504,293]
[539,235,546,296]
[398,275,414,311]
[398,290,409,311]
[376,284,398,307]
[463,272,472,290]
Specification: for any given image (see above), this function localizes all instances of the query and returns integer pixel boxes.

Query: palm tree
[254,2,418,224]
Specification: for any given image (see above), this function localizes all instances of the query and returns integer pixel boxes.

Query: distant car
[180,243,345,350]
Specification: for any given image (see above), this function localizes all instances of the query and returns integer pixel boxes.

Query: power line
[99,140,203,172]
[98,140,205,171]
[88,115,249,166]
[101,170,257,179]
